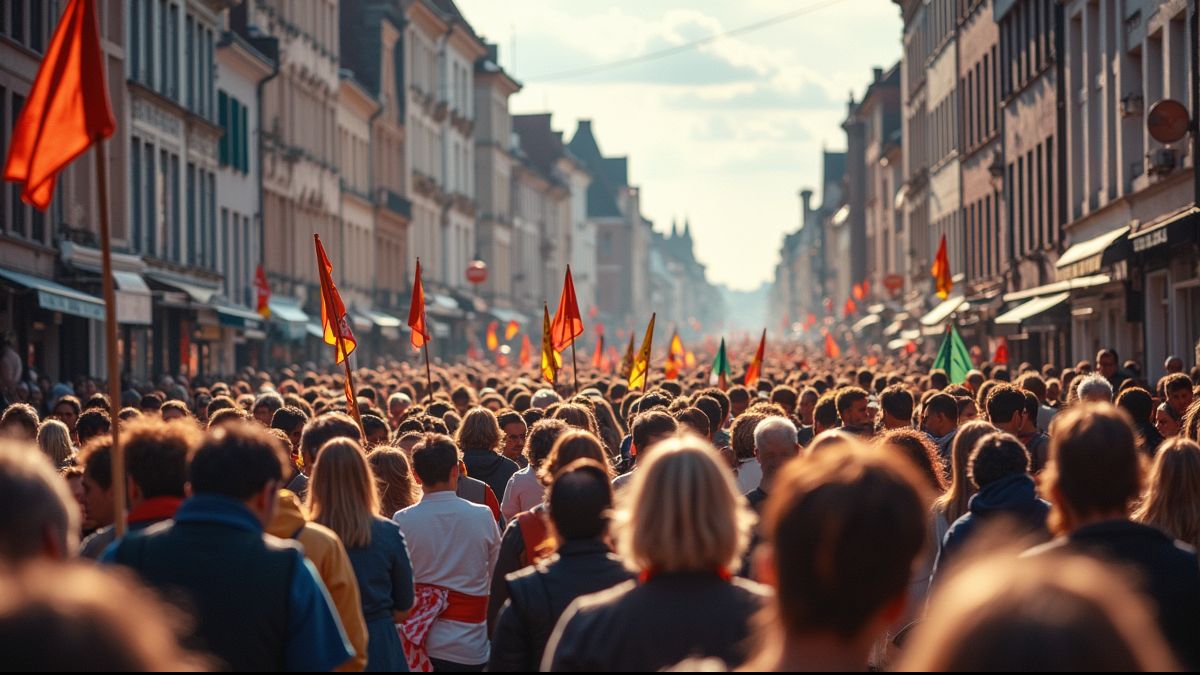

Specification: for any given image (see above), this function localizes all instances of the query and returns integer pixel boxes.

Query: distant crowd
[0,346,1198,671]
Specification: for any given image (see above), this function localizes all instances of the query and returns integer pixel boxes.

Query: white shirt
[736,459,762,495]
[500,465,545,520]
[394,491,500,666]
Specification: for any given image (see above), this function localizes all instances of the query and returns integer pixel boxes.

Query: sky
[457,0,902,291]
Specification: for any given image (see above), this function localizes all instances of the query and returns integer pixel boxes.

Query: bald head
[754,416,800,485]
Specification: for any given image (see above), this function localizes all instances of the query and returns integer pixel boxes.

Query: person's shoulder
[571,578,639,614]
[262,530,307,561]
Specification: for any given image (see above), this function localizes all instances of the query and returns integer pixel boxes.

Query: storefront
[992,275,1111,369]
[0,268,106,383]
[1130,207,1200,381]
[267,296,311,367]
[1054,225,1136,367]
[144,269,222,381]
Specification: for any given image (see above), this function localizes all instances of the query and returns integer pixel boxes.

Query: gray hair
[387,392,412,408]
[1075,374,1114,403]
[754,416,799,453]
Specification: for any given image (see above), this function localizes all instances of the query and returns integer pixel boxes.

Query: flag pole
[570,340,578,394]
[95,137,125,538]
[315,238,364,438]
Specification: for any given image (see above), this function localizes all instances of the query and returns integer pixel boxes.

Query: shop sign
[1132,228,1168,252]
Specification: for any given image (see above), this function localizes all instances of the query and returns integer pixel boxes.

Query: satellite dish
[1147,99,1192,144]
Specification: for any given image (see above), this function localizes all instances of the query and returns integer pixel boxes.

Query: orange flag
[932,234,953,299]
[664,331,684,380]
[520,334,533,368]
[853,283,864,301]
[550,266,584,352]
[407,259,431,349]
[541,304,562,384]
[3,0,115,210]
[744,329,766,387]
[255,265,271,319]
[504,320,520,341]
[591,334,605,369]
[314,235,357,364]
[844,298,857,318]
[824,332,841,359]
[486,321,499,351]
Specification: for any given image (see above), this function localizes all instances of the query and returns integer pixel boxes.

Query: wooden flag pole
[423,344,433,406]
[318,257,364,439]
[96,136,126,537]
[570,340,578,394]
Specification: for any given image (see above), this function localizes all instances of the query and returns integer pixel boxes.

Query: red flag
[314,235,357,364]
[932,234,953,299]
[993,337,1009,365]
[664,331,684,380]
[255,265,271,318]
[843,298,857,318]
[853,283,865,301]
[863,279,871,297]
[744,329,766,387]
[407,259,431,349]
[486,321,499,351]
[550,266,584,351]
[591,334,605,369]
[804,313,817,330]
[824,332,841,359]
[519,334,532,368]
[504,320,520,341]
[3,0,115,210]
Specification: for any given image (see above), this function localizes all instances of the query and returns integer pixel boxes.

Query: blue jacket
[937,474,1050,573]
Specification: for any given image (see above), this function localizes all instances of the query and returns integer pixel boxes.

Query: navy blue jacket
[939,474,1050,571]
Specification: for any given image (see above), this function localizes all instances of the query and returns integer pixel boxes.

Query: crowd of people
[0,346,1199,671]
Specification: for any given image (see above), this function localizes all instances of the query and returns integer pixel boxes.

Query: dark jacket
[463,448,519,502]
[1026,520,1200,669]
[488,507,541,632]
[543,571,769,672]
[489,540,634,672]
[938,474,1049,573]
[104,495,353,672]
[345,517,415,672]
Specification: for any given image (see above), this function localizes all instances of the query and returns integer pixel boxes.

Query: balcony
[380,189,412,220]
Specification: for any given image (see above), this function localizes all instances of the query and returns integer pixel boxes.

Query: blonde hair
[899,553,1178,671]
[37,419,74,469]
[614,435,754,574]
[455,407,501,452]
[306,438,378,548]
[367,447,418,517]
[1133,437,1200,550]
[933,420,998,523]
[538,429,613,485]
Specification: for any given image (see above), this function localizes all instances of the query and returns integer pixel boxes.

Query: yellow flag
[541,304,561,384]
[628,313,656,390]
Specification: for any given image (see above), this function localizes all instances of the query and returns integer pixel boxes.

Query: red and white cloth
[399,584,489,672]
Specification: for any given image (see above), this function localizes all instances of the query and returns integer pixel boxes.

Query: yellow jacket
[269,490,369,672]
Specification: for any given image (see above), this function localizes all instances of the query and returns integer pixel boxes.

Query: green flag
[710,338,731,388]
[933,324,972,384]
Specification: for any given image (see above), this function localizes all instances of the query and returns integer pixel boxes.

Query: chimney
[800,189,814,215]
[487,43,499,63]
[873,67,883,82]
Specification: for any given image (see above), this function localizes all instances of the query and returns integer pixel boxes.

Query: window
[9,94,26,238]
[187,162,196,265]
[143,142,155,255]
[218,91,229,165]
[170,154,180,262]
[186,16,194,109]
[168,3,178,100]
[142,0,153,85]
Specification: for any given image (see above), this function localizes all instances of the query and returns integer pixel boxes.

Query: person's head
[615,437,752,574]
[797,387,819,426]
[524,417,569,471]
[929,369,949,391]
[387,392,412,422]
[0,403,39,441]
[189,423,289,524]
[730,412,768,461]
[1155,402,1182,439]
[935,420,999,524]
[298,413,362,474]
[835,387,871,429]
[965,370,985,393]
[1114,386,1154,427]
[1074,373,1114,403]
[1017,373,1048,404]
[539,430,612,485]
[496,409,527,459]
[753,416,799,485]
[361,414,389,449]
[159,400,190,422]
[673,407,712,439]
[727,386,752,418]
[1162,373,1194,416]
[36,420,74,469]
[0,442,79,562]
[410,433,461,490]
[1043,405,1140,534]
[921,393,959,437]
[770,385,799,417]
[813,392,840,434]
[1164,355,1185,374]
[878,385,914,430]
[74,409,111,447]
[367,446,420,514]
[123,418,197,506]
[270,406,309,455]
[900,553,1178,671]
[450,385,475,414]
[984,384,1028,434]
[969,433,1030,489]
[691,396,724,441]
[547,459,614,542]
[138,393,164,415]
[455,407,501,453]
[751,444,931,667]
[876,428,947,494]
[79,437,115,528]
[630,410,678,463]
[1096,348,1119,379]
[51,395,82,434]
[552,402,600,437]
[0,562,208,670]
[307,438,377,549]
[1133,438,1200,551]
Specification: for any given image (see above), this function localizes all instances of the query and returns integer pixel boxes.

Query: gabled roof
[568,120,625,219]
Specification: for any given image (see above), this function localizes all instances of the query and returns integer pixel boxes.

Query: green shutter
[217,90,228,166]
[239,102,249,173]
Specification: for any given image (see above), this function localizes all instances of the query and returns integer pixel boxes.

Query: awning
[306,322,325,339]
[268,297,310,324]
[113,271,152,326]
[887,337,911,351]
[427,293,463,318]
[0,268,105,321]
[919,296,968,326]
[900,329,921,341]
[1055,225,1130,279]
[866,303,886,315]
[144,270,220,304]
[215,303,265,330]
[1130,207,1200,254]
[1003,274,1111,302]
[351,314,372,332]
[430,319,452,339]
[491,307,528,325]
[362,309,403,329]
[883,312,910,336]
[995,292,1070,326]
[852,314,881,332]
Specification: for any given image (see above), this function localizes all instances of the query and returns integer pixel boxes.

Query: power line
[526,0,851,83]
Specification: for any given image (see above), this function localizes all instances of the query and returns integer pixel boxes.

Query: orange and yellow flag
[550,266,584,352]
[315,235,357,364]
[407,259,431,349]
[932,234,953,299]
[486,321,499,351]
[541,304,561,384]
[628,314,656,390]
[744,329,766,387]
[505,320,520,341]
[824,331,842,359]
[664,330,684,380]
[620,334,635,380]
